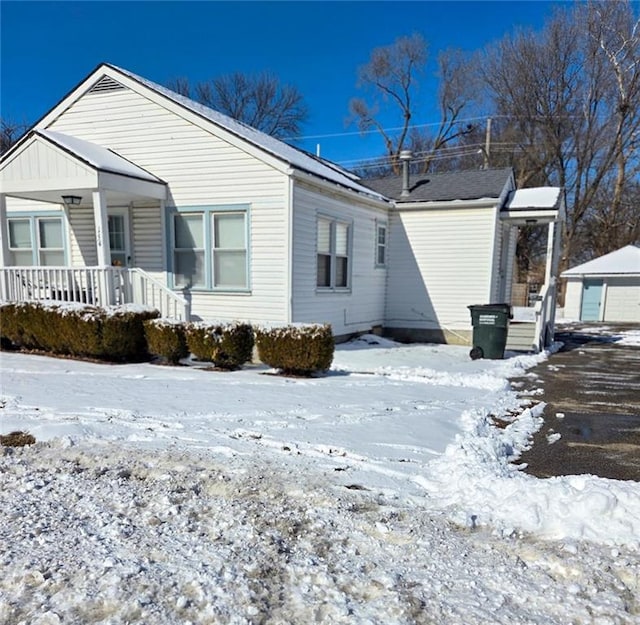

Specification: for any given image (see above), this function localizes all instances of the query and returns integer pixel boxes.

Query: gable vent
[87,75,126,94]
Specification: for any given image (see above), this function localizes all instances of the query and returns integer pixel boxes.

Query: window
[213,213,247,287]
[8,216,65,266]
[174,213,205,287]
[376,222,387,267]
[316,216,351,290]
[172,207,248,290]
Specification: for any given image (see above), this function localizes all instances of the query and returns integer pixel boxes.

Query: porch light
[61,195,82,206]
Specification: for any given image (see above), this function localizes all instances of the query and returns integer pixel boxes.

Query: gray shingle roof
[363,168,514,203]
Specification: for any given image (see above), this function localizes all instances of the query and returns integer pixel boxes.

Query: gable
[0,133,96,199]
[32,63,385,203]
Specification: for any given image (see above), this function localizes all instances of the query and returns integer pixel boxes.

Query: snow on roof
[37,129,163,183]
[562,245,640,277]
[504,187,562,210]
[109,65,386,202]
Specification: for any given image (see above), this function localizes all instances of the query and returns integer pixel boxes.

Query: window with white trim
[316,216,351,289]
[376,222,387,267]
[172,208,248,290]
[7,216,65,266]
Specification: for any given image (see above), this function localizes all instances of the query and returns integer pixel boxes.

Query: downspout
[286,176,294,324]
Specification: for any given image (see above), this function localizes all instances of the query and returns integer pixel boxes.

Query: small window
[376,223,387,267]
[316,216,350,290]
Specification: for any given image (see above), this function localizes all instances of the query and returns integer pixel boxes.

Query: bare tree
[349,34,478,175]
[168,72,308,140]
[479,0,640,269]
[349,34,426,173]
[1,118,28,155]
[166,77,192,98]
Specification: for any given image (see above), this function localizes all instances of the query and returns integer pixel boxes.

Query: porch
[0,265,189,320]
[500,187,565,353]
[0,130,188,319]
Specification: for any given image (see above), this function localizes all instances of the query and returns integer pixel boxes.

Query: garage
[561,245,640,323]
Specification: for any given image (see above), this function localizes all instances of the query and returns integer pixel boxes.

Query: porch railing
[0,266,189,321]
[533,279,557,352]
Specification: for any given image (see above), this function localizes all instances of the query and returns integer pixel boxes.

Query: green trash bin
[468,304,512,360]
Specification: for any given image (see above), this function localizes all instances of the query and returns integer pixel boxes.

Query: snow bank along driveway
[1,334,639,624]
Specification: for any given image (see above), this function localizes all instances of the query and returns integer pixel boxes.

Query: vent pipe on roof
[400,150,412,197]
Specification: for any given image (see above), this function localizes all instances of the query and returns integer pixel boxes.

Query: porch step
[506,322,537,352]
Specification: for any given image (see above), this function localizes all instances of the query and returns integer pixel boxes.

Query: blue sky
[1,1,566,165]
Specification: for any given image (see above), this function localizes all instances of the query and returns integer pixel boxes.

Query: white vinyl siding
[48,86,289,323]
[292,182,388,336]
[385,206,497,332]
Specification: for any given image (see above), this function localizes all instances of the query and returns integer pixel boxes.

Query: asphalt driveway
[513,323,640,481]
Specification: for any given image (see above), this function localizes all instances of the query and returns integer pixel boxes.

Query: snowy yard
[1,333,639,624]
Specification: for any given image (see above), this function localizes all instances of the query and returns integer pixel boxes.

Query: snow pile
[1,442,638,625]
[2,332,640,621]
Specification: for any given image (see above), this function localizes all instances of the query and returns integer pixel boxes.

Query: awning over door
[500,187,565,225]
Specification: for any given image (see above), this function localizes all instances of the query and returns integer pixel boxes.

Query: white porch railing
[533,279,557,352]
[0,266,189,321]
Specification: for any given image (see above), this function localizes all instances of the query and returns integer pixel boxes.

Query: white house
[0,63,564,350]
[562,245,640,323]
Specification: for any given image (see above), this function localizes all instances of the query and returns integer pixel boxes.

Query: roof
[363,167,514,203]
[37,129,163,183]
[107,64,386,202]
[561,245,640,277]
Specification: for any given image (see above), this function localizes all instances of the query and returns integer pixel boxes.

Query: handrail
[127,267,190,320]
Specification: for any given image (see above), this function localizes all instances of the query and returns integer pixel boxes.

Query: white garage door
[604,277,640,322]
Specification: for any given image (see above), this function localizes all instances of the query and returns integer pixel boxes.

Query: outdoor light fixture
[61,195,82,206]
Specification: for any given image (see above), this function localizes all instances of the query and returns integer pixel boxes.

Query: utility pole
[483,117,492,169]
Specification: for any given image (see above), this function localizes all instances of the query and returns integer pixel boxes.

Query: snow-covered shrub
[144,319,188,364]
[100,307,160,362]
[0,301,158,362]
[185,321,254,369]
[254,324,334,376]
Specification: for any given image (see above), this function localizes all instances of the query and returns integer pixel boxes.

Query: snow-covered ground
[1,332,639,624]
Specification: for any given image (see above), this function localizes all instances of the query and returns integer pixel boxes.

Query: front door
[107,208,131,267]
[581,279,603,321]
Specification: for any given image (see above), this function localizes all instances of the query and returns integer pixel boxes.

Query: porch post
[92,189,112,305]
[544,220,561,284]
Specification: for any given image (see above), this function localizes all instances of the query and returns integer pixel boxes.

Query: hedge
[185,321,254,369]
[0,302,159,362]
[254,324,334,376]
[144,319,189,364]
